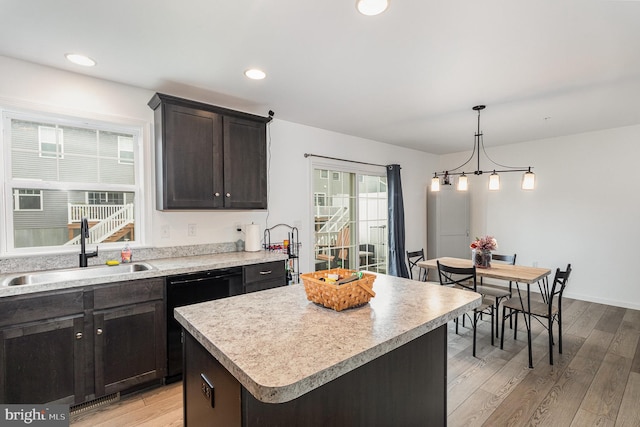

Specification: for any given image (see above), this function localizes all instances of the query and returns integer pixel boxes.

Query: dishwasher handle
[168,269,242,285]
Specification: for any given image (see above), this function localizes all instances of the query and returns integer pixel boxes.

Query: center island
[174,273,481,426]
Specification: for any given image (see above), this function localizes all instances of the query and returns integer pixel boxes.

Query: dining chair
[477,253,517,337]
[437,261,494,357]
[499,264,572,365]
[406,249,427,281]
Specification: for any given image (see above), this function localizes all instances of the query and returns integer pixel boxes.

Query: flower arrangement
[470,235,498,252]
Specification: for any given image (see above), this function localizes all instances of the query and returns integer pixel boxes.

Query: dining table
[417,257,552,368]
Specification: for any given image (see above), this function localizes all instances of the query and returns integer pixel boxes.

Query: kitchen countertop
[174,273,481,404]
[0,251,288,298]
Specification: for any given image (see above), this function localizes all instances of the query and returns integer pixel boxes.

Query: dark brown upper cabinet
[148,93,270,210]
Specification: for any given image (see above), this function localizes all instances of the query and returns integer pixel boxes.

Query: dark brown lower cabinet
[0,314,85,404]
[183,324,447,426]
[0,278,165,405]
[0,290,85,404]
[94,300,165,397]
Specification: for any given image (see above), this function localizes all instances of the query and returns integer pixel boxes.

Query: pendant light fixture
[431,105,535,192]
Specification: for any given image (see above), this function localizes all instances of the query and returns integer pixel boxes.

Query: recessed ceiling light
[65,53,96,67]
[244,68,266,80]
[356,0,389,16]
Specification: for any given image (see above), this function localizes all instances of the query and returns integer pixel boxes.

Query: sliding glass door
[313,167,387,273]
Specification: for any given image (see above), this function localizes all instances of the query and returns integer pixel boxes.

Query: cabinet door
[161,103,224,209]
[0,315,85,404]
[223,116,267,209]
[93,300,165,397]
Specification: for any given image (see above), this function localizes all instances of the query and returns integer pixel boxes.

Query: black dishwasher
[165,267,243,383]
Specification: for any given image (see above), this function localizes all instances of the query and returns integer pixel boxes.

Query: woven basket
[300,268,376,312]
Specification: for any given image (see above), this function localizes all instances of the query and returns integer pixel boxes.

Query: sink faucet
[79,217,98,267]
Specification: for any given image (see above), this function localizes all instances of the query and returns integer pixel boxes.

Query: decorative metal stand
[264,224,300,284]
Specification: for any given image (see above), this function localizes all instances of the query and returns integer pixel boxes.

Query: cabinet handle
[259,270,272,275]
[96,328,103,335]
[225,193,231,198]
[214,192,220,197]
[75,332,83,339]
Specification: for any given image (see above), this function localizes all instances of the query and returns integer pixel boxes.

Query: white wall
[265,119,433,273]
[0,56,434,274]
[8,55,635,310]
[438,124,640,309]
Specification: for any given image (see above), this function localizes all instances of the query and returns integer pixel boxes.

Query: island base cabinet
[183,325,447,426]
[184,331,241,426]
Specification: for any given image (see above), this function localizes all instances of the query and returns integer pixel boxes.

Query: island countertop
[174,273,481,404]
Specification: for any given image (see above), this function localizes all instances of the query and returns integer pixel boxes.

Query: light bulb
[489,172,500,191]
[431,176,440,192]
[522,169,535,190]
[457,174,468,191]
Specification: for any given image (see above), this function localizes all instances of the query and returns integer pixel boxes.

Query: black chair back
[437,261,477,292]
[549,264,572,303]
[406,249,426,281]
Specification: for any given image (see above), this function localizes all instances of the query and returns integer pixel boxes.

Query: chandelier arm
[445,137,477,173]
[432,105,535,183]
[479,134,531,170]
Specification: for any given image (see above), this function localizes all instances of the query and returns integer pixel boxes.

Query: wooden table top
[417,257,551,284]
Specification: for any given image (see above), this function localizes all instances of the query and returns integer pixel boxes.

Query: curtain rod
[303,153,388,168]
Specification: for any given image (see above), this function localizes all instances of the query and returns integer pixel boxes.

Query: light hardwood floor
[70,296,640,426]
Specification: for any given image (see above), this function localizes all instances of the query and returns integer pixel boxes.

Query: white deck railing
[317,206,350,234]
[64,203,134,245]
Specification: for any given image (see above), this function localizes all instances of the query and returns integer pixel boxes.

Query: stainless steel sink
[1,262,155,287]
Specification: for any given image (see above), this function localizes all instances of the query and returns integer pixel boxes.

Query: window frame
[1,108,145,255]
[314,192,327,207]
[13,189,43,211]
[86,191,125,205]
[38,125,64,159]
[118,135,134,165]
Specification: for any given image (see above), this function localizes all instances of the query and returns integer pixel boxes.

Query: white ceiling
[1,0,640,154]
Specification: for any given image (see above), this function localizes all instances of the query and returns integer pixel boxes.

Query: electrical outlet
[200,373,214,408]
[161,225,170,239]
[188,224,197,236]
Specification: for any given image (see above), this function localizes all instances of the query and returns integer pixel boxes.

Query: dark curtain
[387,164,409,278]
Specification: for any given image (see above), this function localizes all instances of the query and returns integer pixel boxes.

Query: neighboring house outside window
[314,192,326,207]
[3,110,142,251]
[87,192,125,205]
[13,189,43,211]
